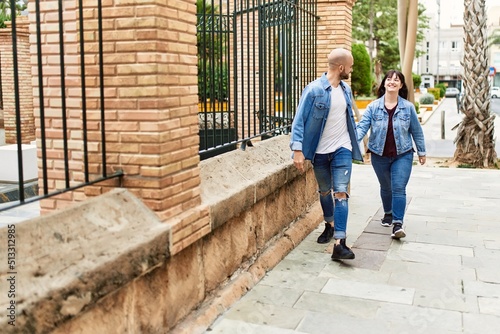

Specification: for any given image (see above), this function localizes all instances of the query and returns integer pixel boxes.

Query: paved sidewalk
[204,99,500,333]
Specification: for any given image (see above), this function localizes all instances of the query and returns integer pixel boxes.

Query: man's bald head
[328,48,352,69]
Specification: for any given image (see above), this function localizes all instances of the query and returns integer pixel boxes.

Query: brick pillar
[0,17,35,144]
[316,0,356,77]
[31,0,209,254]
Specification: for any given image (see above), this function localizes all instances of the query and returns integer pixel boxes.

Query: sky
[419,0,498,28]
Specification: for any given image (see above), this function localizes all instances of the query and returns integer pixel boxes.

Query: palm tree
[453,0,497,167]
[397,0,418,104]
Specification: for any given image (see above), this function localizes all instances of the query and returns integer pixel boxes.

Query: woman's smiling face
[384,73,403,93]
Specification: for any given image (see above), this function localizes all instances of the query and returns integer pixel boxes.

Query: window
[451,41,459,52]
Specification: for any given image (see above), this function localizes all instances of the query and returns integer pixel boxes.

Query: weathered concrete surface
[0,135,321,333]
[0,189,172,333]
[199,135,317,230]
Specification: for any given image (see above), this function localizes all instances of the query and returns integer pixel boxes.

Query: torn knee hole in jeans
[333,192,349,200]
[318,190,331,197]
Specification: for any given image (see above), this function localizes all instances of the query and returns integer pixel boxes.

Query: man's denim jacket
[356,96,426,157]
[289,73,363,162]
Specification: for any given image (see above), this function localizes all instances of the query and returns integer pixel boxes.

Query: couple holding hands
[290,48,426,260]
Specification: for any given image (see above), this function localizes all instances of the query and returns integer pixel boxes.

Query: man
[290,48,363,260]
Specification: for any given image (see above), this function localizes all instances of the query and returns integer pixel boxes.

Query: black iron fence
[197,0,318,159]
[1,0,318,210]
[0,0,122,211]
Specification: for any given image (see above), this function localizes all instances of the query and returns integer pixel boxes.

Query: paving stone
[363,218,391,234]
[416,233,485,248]
[386,248,462,267]
[296,310,390,334]
[273,258,327,276]
[259,269,329,293]
[413,289,478,313]
[321,279,415,304]
[353,231,393,251]
[207,317,306,333]
[239,285,304,308]
[463,313,500,333]
[476,266,500,284]
[376,302,463,332]
[385,258,476,281]
[484,240,500,250]
[478,296,500,316]
[387,271,464,293]
[400,241,474,257]
[346,248,386,270]
[293,291,381,318]
[223,299,307,330]
[319,262,391,283]
[284,248,331,264]
[463,280,500,298]
[426,220,479,232]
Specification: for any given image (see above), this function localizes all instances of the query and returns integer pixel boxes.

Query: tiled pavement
[204,161,500,334]
[204,100,500,334]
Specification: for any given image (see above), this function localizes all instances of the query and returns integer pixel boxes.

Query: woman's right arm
[356,104,372,141]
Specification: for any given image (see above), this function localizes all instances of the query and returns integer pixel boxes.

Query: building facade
[414,3,500,90]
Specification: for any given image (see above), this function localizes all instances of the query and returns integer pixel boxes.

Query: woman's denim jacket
[289,73,363,162]
[356,96,426,157]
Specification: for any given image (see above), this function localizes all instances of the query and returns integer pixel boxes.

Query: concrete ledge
[0,188,171,333]
[200,135,303,229]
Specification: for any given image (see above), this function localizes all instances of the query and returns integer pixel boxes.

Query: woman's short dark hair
[377,70,408,99]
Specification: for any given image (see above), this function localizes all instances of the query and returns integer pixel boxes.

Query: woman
[357,70,426,239]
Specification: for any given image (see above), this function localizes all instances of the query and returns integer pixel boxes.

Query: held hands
[293,150,306,173]
[419,155,426,165]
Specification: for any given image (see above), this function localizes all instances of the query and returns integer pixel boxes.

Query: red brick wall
[30,0,209,254]
[317,0,356,78]
[0,17,35,144]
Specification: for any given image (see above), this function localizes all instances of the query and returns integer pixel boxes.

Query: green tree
[0,0,26,28]
[412,73,422,89]
[454,0,497,167]
[197,0,229,102]
[351,43,372,97]
[435,83,446,98]
[352,0,429,74]
[488,29,500,47]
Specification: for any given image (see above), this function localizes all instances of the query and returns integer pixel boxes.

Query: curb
[170,201,323,334]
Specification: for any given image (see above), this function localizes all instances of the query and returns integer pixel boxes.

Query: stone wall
[0,135,321,333]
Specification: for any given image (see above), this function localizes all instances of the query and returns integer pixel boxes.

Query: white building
[414,1,500,89]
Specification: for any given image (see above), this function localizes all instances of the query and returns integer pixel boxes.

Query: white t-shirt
[315,85,352,154]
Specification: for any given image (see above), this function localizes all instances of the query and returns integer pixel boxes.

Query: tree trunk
[454,0,497,167]
[397,0,418,103]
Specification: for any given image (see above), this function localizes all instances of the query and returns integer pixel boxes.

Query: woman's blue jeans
[370,151,413,224]
[312,147,352,240]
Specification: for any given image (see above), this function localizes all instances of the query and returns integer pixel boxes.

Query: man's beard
[340,71,350,80]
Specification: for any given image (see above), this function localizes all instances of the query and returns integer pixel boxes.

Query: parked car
[491,87,500,98]
[445,87,460,97]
